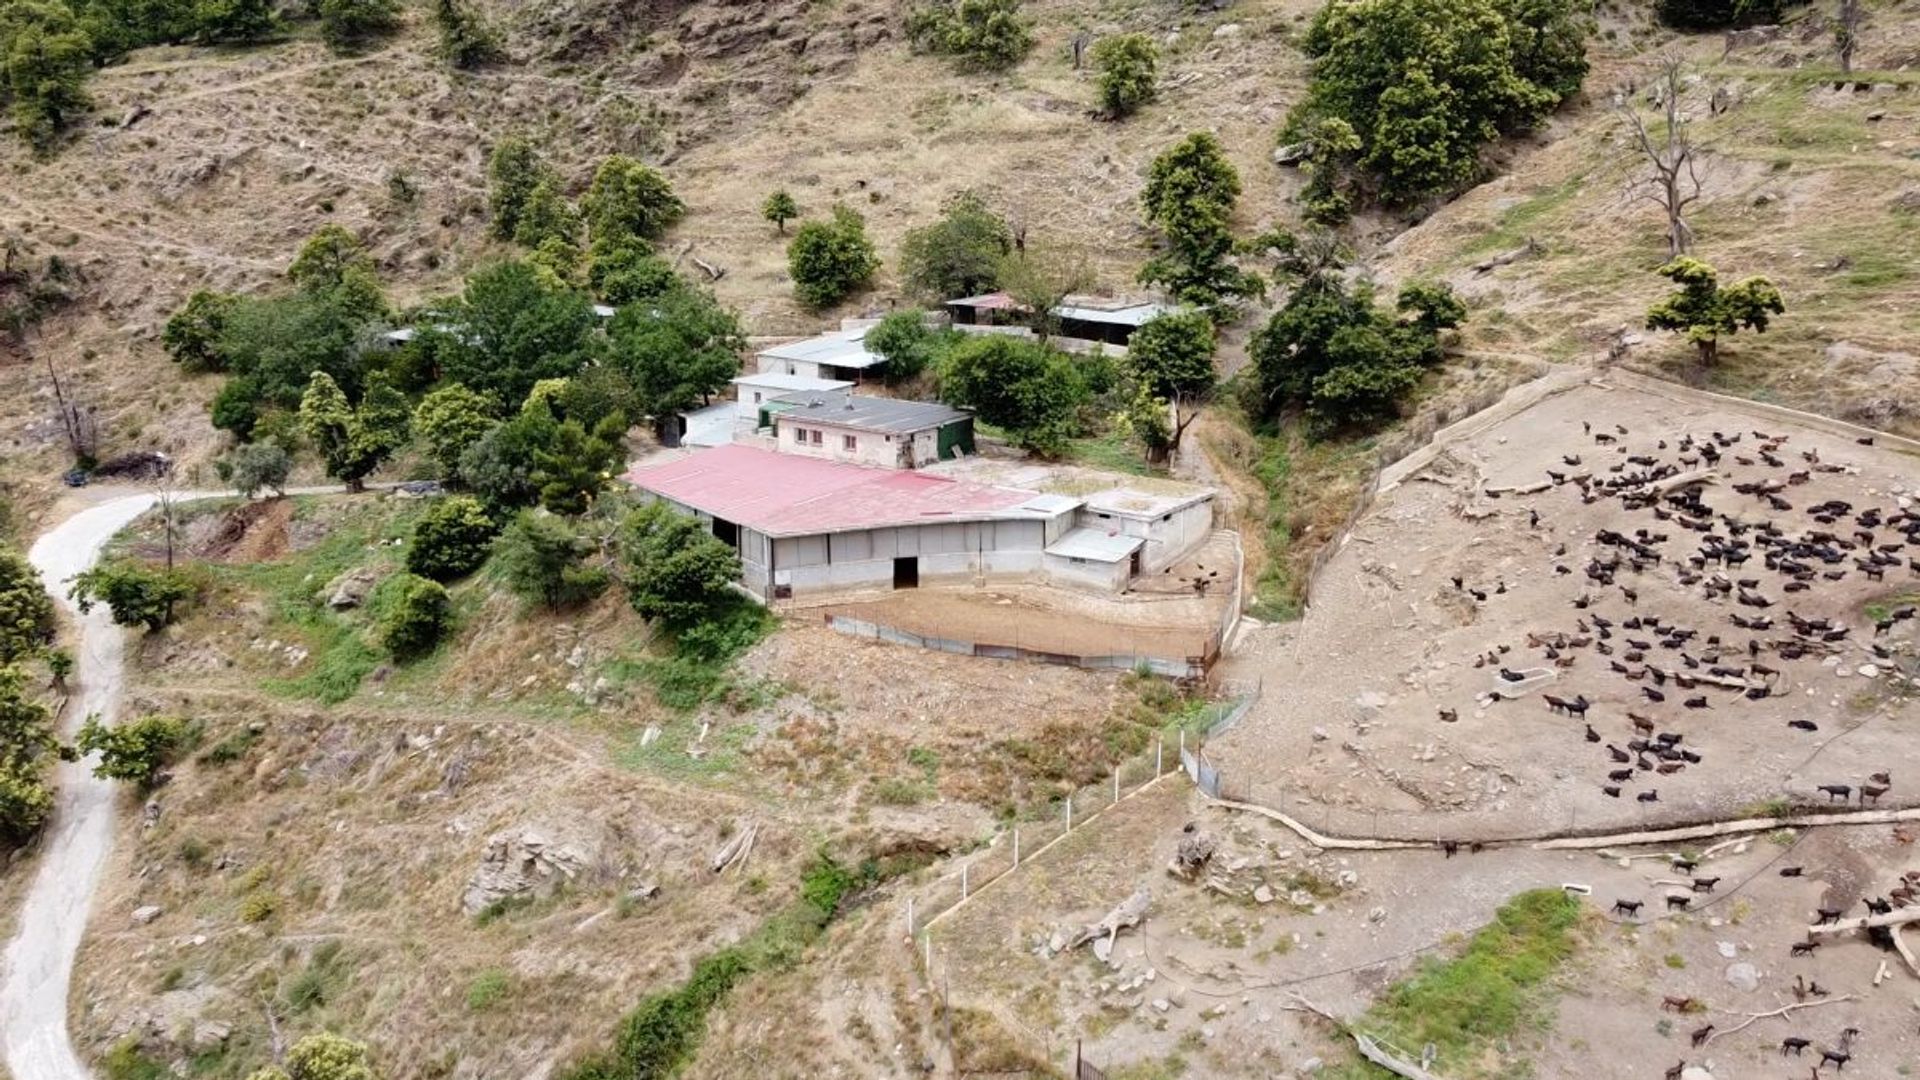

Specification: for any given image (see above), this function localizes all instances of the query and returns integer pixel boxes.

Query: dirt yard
[927,773,1920,1079]
[1214,377,1920,839]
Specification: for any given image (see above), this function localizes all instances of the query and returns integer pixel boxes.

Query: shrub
[494,512,609,610]
[937,334,1088,456]
[863,310,948,385]
[378,574,452,660]
[433,0,501,68]
[906,0,1033,71]
[786,206,879,308]
[163,290,237,371]
[239,891,277,923]
[218,442,292,499]
[487,137,553,241]
[619,502,740,628]
[466,968,510,1010]
[406,496,498,582]
[761,190,798,234]
[318,0,400,52]
[412,384,498,483]
[1250,276,1464,432]
[582,156,685,246]
[69,563,197,632]
[75,713,187,785]
[1657,0,1782,29]
[1093,33,1157,118]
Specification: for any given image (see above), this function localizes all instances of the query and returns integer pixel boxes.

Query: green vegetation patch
[1328,889,1585,1079]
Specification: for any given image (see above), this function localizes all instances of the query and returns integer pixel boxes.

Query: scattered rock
[131,904,163,925]
[190,1021,231,1051]
[1716,941,1738,958]
[1725,962,1760,993]
[324,568,379,610]
[461,827,593,916]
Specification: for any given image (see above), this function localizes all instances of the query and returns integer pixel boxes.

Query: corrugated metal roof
[766,391,969,434]
[624,444,1044,537]
[757,326,886,369]
[731,373,854,393]
[947,291,1020,310]
[1054,301,1171,328]
[1045,528,1144,563]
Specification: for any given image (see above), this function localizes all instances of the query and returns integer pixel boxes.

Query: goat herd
[1452,421,1918,1076]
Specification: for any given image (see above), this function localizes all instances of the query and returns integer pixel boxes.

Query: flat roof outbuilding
[766,391,969,434]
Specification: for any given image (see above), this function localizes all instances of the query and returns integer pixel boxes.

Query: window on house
[792,426,805,442]
[810,430,823,445]
[843,435,857,452]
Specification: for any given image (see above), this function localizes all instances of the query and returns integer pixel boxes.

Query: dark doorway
[712,517,739,548]
[1129,548,1142,578]
[893,556,919,589]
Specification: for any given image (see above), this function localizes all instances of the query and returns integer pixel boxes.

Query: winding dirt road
[1,493,172,1080]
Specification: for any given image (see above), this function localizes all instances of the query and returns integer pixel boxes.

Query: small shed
[755,326,887,382]
[762,391,974,469]
[731,373,853,419]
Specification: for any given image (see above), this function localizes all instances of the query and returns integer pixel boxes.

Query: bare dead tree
[1836,0,1862,73]
[41,342,99,467]
[1618,56,1703,260]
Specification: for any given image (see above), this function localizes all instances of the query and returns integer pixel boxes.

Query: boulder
[131,904,163,925]
[461,827,593,916]
[324,568,380,610]
[1725,961,1760,993]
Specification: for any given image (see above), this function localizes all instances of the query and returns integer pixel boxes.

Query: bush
[406,496,498,582]
[69,563,197,632]
[619,503,740,628]
[494,512,608,610]
[786,206,879,308]
[906,0,1033,72]
[163,290,238,371]
[412,384,498,484]
[433,0,501,67]
[761,190,798,234]
[1657,0,1782,29]
[466,968,510,1010]
[1093,33,1157,118]
[487,137,553,241]
[75,713,187,785]
[378,574,452,660]
[582,155,685,246]
[863,310,948,385]
[897,191,1011,302]
[218,442,292,499]
[318,0,400,52]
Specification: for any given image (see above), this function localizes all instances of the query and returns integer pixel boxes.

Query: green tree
[69,562,197,631]
[589,237,678,306]
[581,156,684,247]
[533,416,625,516]
[287,224,385,319]
[1,3,94,150]
[318,0,399,52]
[493,511,608,610]
[897,191,1011,302]
[430,260,595,404]
[905,0,1033,72]
[299,371,410,491]
[163,290,239,371]
[1283,0,1585,206]
[512,176,580,252]
[458,406,555,515]
[379,574,451,660]
[1093,33,1157,118]
[412,384,498,482]
[994,247,1091,341]
[406,495,498,581]
[938,335,1088,456]
[604,285,744,432]
[487,137,553,242]
[619,502,740,627]
[1396,280,1468,341]
[761,190,799,234]
[74,713,185,785]
[556,367,638,430]
[1139,133,1262,309]
[432,0,499,67]
[0,545,54,664]
[214,290,374,418]
[194,0,276,42]
[787,205,880,309]
[863,309,947,385]
[217,441,292,499]
[1644,256,1785,365]
[1123,311,1215,458]
[1250,275,1461,431]
[0,664,55,843]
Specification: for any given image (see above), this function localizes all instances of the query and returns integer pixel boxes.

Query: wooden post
[961,863,969,900]
[1113,766,1120,804]
[1013,828,1021,865]
[906,897,915,937]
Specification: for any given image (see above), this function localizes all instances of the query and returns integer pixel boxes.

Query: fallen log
[1702,995,1856,1043]
[1622,468,1718,498]
[1483,480,1554,497]
[1893,924,1919,979]
[1804,907,1920,937]
[1471,236,1540,275]
[1066,887,1149,961]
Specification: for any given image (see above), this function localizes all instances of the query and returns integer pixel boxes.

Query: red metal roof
[623,445,1044,537]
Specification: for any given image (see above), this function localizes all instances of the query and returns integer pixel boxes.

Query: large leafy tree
[1251,272,1463,432]
[588,235,679,306]
[604,285,743,433]
[217,441,292,499]
[897,191,1012,302]
[429,260,595,404]
[299,371,410,491]
[533,416,626,516]
[1139,133,1262,309]
[1644,257,1785,365]
[1123,311,1216,460]
[287,224,386,319]
[0,545,54,664]
[1284,0,1587,206]
[581,155,684,247]
[163,290,239,372]
[938,334,1088,456]
[619,501,740,627]
[459,404,557,516]
[487,137,554,241]
[863,309,949,385]
[412,384,498,482]
[69,562,197,631]
[494,511,607,610]
[905,0,1033,72]
[787,205,879,308]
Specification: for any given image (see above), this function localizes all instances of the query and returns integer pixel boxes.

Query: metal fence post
[906,897,915,937]
[1113,766,1120,804]
[1156,736,1163,776]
